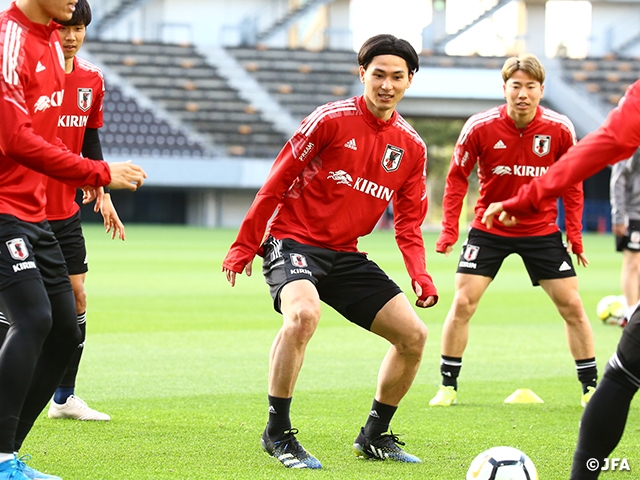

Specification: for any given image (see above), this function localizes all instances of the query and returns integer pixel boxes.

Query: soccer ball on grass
[596,295,626,325]
[466,446,538,480]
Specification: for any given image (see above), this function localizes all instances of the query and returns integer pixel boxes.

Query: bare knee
[556,296,587,325]
[449,293,479,323]
[282,300,321,345]
[395,320,427,357]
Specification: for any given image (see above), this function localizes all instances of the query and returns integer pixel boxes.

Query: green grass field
[21,225,638,479]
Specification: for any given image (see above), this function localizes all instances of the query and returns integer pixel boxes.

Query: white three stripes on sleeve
[2,20,22,86]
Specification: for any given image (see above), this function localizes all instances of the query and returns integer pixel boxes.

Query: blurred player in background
[0,0,146,476]
[610,148,640,323]
[223,34,437,469]
[429,53,598,409]
[482,76,640,480]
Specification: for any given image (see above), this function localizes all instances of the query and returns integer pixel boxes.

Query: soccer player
[47,0,121,421]
[482,76,640,480]
[610,148,640,323]
[223,34,437,469]
[428,53,598,409]
[0,0,146,477]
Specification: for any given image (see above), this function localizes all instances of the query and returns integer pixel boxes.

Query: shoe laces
[15,455,31,473]
[274,428,305,454]
[375,430,406,449]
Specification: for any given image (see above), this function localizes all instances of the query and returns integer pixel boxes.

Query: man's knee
[282,299,321,343]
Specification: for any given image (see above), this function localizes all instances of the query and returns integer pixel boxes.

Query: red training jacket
[47,56,105,220]
[437,103,584,254]
[503,80,640,218]
[223,95,437,301]
[0,2,110,223]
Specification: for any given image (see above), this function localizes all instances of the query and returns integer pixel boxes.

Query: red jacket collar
[356,95,397,131]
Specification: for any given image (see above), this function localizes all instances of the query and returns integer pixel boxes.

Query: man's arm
[393,149,438,307]
[222,132,320,277]
[436,124,477,254]
[494,80,640,220]
[610,159,629,235]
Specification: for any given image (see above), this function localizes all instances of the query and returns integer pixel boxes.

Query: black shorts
[0,214,71,295]
[49,210,88,275]
[456,228,576,286]
[261,236,402,330]
[615,219,640,252]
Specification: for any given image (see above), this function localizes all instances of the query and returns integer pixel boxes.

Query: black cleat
[260,427,322,469]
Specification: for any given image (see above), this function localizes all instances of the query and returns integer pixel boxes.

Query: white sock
[0,453,14,463]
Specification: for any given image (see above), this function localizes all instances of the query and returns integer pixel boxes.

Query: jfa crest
[533,135,551,157]
[6,238,29,261]
[382,145,404,172]
[290,253,308,268]
[463,244,479,261]
[77,88,92,112]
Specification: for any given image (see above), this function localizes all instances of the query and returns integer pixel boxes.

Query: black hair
[55,0,92,27]
[357,34,419,74]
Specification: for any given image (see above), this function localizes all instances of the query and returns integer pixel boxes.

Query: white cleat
[48,395,110,421]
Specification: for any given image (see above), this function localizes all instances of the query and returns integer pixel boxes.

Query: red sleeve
[503,80,640,217]
[556,126,584,254]
[222,130,324,273]
[394,146,438,303]
[0,122,111,187]
[0,56,110,188]
[436,127,477,252]
[87,73,104,129]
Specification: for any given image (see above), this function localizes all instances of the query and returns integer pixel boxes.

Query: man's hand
[612,223,627,237]
[482,202,519,228]
[223,259,253,287]
[436,244,454,256]
[566,240,589,268]
[108,161,147,191]
[101,194,125,241]
[412,279,438,308]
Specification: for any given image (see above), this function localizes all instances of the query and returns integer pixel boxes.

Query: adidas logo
[36,61,46,73]
[268,406,277,414]
[344,138,357,150]
[493,140,507,149]
[559,261,571,272]
[369,409,380,418]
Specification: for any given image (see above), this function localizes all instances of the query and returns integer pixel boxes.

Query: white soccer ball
[466,446,538,480]
[596,295,626,325]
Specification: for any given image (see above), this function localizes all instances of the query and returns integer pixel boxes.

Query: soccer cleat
[47,395,110,421]
[15,455,61,480]
[260,427,322,469]
[353,427,421,463]
[0,456,28,480]
[581,386,596,407]
[429,385,457,406]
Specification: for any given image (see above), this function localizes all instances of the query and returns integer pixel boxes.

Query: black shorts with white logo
[456,228,576,286]
[615,219,640,252]
[262,236,402,330]
[0,214,71,294]
[49,210,88,275]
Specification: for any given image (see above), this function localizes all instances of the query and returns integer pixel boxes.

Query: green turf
[21,226,638,479]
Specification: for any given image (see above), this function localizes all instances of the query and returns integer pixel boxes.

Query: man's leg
[0,279,58,454]
[261,279,322,469]
[352,292,426,463]
[621,250,640,308]
[540,277,598,404]
[429,273,492,406]
[570,306,640,479]
[48,273,110,421]
[14,288,80,450]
